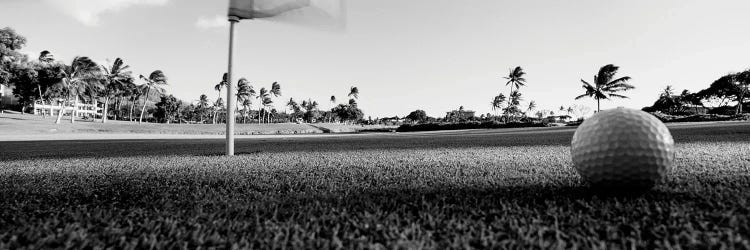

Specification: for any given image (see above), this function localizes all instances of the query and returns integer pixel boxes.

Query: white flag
[228,0,346,30]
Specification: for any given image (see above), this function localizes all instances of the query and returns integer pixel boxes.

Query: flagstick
[226,16,239,156]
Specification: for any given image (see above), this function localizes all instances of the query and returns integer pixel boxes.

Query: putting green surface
[0,122,748,248]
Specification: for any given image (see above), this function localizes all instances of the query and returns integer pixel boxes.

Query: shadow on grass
[1,172,747,248]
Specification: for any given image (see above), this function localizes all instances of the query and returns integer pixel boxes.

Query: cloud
[45,0,169,26]
[195,15,229,29]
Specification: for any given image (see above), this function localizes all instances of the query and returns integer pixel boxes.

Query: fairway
[1,123,749,248]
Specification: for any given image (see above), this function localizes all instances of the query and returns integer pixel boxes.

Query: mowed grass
[0,124,749,248]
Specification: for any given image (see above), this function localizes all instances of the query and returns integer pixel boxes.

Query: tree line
[0,27,366,125]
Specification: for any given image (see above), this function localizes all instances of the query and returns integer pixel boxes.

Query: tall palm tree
[504,66,526,119]
[348,86,359,99]
[100,58,133,123]
[236,78,255,123]
[55,56,102,124]
[267,82,281,123]
[256,87,269,123]
[138,70,167,124]
[575,64,635,112]
[215,73,228,103]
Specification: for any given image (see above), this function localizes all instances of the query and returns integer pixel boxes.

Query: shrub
[396,121,546,132]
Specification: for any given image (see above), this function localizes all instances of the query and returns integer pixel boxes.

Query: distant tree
[0,27,28,89]
[527,100,536,117]
[197,94,210,123]
[504,66,526,119]
[575,64,635,112]
[30,57,66,117]
[301,99,320,123]
[491,93,506,118]
[348,86,359,99]
[213,97,224,124]
[38,50,54,63]
[215,73,227,104]
[406,109,428,123]
[8,63,37,114]
[266,82,281,123]
[256,87,268,123]
[332,103,364,124]
[100,58,133,123]
[503,90,523,120]
[55,57,103,124]
[236,78,255,122]
[328,95,336,122]
[734,70,750,114]
[138,70,167,124]
[154,94,181,123]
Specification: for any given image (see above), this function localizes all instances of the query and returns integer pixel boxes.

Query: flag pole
[226,16,239,156]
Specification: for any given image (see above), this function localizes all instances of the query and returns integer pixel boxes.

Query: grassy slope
[0,123,748,248]
[0,113,393,136]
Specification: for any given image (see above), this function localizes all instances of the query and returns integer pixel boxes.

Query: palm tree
[138,70,167,124]
[55,56,103,124]
[197,94,210,123]
[329,95,336,122]
[491,93,506,118]
[527,100,536,117]
[124,82,140,122]
[287,97,299,122]
[348,86,359,99]
[236,78,255,123]
[256,87,269,123]
[504,66,526,119]
[241,98,253,123]
[212,98,224,124]
[215,73,228,103]
[575,64,635,112]
[267,82,281,123]
[36,50,56,118]
[505,90,523,119]
[100,58,133,123]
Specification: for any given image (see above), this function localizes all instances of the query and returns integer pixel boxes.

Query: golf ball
[571,107,674,190]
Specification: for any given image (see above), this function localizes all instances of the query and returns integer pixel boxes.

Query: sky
[1,0,749,118]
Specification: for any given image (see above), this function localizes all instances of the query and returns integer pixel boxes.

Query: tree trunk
[596,98,600,112]
[70,97,78,123]
[129,97,135,122]
[37,85,46,118]
[49,99,54,119]
[139,88,151,124]
[102,97,110,123]
[506,85,513,122]
[55,98,66,124]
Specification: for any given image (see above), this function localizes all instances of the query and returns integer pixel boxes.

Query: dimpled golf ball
[571,107,674,190]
